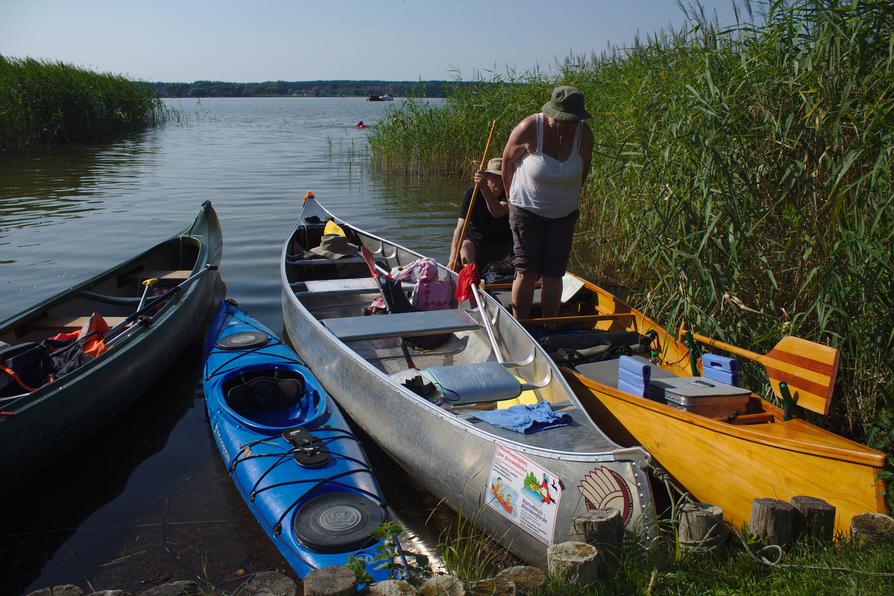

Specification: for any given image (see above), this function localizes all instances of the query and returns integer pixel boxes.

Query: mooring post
[790,496,836,542]
[570,508,624,566]
[749,498,796,547]
[547,541,600,586]
[850,512,894,546]
[678,502,728,553]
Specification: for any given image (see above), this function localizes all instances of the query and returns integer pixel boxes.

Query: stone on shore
[495,566,545,594]
[139,581,202,596]
[27,587,84,596]
[466,577,515,596]
[419,575,465,596]
[303,566,357,596]
[368,579,418,595]
[232,571,297,595]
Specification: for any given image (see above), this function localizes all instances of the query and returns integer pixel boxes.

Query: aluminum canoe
[280,194,655,566]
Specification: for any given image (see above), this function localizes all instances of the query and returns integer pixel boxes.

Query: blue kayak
[202,300,395,581]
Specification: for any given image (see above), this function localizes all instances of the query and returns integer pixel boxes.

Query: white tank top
[509,113,584,218]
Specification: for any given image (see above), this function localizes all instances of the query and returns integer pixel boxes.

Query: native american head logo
[578,466,634,525]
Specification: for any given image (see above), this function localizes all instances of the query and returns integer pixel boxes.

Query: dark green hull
[0,203,222,493]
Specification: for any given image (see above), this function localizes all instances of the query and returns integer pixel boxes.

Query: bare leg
[540,275,563,318]
[512,271,539,319]
[459,239,477,266]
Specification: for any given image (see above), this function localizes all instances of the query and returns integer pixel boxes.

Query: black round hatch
[217,331,268,350]
[293,492,385,553]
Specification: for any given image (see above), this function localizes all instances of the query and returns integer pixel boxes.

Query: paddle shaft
[692,332,762,364]
[470,281,504,363]
[691,330,838,416]
[449,119,498,271]
[104,264,217,347]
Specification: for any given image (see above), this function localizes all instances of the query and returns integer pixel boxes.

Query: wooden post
[749,498,795,547]
[303,566,357,596]
[570,509,624,561]
[547,541,599,586]
[790,496,836,542]
[850,513,894,546]
[678,503,728,553]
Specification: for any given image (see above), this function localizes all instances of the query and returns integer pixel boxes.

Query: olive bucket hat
[542,86,592,121]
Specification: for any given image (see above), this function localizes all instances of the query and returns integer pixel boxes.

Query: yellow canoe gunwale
[569,370,886,469]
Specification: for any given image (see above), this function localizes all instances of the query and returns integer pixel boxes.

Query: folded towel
[470,401,572,434]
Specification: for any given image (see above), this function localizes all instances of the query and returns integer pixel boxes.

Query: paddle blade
[764,336,839,416]
[359,246,379,280]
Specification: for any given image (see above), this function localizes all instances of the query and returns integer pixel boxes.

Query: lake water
[0,98,467,593]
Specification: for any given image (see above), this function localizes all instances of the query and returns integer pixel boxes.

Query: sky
[1,0,743,82]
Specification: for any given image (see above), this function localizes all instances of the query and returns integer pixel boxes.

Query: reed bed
[369,0,894,504]
[0,55,167,151]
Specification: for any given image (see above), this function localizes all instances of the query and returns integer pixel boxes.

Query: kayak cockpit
[221,367,325,430]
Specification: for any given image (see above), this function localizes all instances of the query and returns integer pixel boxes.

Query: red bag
[455,263,480,303]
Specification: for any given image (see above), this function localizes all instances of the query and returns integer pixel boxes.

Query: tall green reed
[0,55,168,151]
[369,0,894,505]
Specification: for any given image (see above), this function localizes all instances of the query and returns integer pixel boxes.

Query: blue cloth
[471,401,573,434]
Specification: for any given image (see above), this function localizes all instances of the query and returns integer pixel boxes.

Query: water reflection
[0,97,464,591]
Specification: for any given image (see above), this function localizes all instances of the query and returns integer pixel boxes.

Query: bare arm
[474,170,509,218]
[448,218,465,267]
[579,123,594,187]
[501,115,536,198]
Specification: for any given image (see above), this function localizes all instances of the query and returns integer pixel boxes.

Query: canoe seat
[141,270,191,284]
[286,255,372,266]
[296,278,413,295]
[28,315,129,330]
[322,309,480,342]
[423,362,522,405]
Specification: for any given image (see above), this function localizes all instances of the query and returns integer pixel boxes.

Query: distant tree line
[152,80,486,98]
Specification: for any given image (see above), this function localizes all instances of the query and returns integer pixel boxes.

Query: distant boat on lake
[367,93,393,102]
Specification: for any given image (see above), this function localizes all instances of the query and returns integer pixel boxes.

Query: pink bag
[412,278,452,311]
[395,258,452,311]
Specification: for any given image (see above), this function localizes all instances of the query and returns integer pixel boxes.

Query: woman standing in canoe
[501,86,594,319]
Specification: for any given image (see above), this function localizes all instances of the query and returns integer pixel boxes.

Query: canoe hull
[0,203,222,493]
[280,197,656,566]
[549,272,887,535]
[569,371,886,535]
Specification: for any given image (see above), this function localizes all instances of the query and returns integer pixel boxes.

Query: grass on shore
[0,55,167,151]
[437,508,894,595]
[367,0,894,507]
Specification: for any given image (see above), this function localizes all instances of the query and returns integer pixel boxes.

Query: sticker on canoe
[485,442,563,544]
[578,466,633,525]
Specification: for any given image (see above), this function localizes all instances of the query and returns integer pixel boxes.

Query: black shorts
[509,205,579,277]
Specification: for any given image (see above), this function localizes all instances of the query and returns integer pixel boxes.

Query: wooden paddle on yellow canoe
[691,332,840,416]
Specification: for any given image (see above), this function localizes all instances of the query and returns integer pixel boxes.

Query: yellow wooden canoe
[499,273,888,535]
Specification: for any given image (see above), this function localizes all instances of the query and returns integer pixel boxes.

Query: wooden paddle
[691,332,840,416]
[448,119,498,271]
